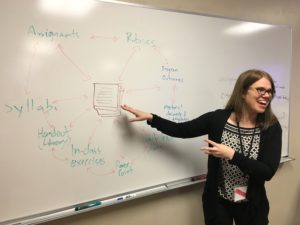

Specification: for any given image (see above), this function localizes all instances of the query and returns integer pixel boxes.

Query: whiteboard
[0,0,291,223]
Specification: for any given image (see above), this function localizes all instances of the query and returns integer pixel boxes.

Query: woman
[121,69,282,225]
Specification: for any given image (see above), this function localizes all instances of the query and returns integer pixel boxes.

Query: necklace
[236,121,257,158]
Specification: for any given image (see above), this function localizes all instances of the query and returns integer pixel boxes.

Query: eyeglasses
[253,87,274,96]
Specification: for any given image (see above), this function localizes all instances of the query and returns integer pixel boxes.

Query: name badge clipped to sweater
[233,186,247,202]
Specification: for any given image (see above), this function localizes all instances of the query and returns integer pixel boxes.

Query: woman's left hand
[201,139,235,160]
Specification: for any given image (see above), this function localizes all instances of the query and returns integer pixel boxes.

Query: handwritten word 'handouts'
[38,126,71,149]
[70,144,105,168]
[126,32,155,46]
[27,25,79,41]
[5,98,58,117]
[116,160,133,176]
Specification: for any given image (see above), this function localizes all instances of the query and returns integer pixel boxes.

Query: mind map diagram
[4,25,190,178]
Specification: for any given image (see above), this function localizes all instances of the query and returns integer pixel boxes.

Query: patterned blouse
[218,122,261,202]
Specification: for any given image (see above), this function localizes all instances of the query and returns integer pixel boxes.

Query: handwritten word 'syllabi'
[28,25,79,40]
[5,98,58,117]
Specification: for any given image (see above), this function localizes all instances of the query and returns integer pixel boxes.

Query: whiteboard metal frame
[1,177,205,225]
[0,0,293,224]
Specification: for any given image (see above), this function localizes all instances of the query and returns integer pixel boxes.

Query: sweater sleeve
[147,112,213,138]
[229,121,282,181]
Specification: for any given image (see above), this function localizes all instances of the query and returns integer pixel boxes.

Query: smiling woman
[226,70,277,130]
[122,69,282,225]
[0,0,291,224]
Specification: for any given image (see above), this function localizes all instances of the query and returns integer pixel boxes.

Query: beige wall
[44,0,300,224]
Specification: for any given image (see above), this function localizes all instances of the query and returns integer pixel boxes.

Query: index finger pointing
[204,139,218,146]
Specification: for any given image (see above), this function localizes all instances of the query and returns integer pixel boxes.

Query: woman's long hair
[225,69,278,130]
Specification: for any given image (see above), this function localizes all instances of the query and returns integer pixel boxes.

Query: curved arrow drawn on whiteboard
[24,40,39,95]
[51,148,68,162]
[171,84,177,104]
[42,111,55,129]
[118,46,141,82]
[152,46,169,65]
[90,34,119,42]
[52,94,88,104]
[56,43,92,81]
[88,119,103,144]
[125,85,160,94]
[69,106,92,128]
[87,167,116,176]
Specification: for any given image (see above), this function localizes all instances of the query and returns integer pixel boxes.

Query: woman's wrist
[146,113,153,122]
[227,149,235,160]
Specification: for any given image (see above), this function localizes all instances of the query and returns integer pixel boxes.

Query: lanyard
[237,122,257,158]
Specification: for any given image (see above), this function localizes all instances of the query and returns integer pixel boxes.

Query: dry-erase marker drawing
[0,1,292,223]
[93,83,121,117]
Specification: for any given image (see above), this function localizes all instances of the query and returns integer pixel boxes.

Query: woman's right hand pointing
[121,104,153,122]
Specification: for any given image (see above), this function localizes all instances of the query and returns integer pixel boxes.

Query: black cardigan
[148,109,282,224]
